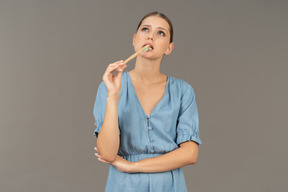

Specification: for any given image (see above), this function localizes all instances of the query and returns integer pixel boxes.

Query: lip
[143,43,154,50]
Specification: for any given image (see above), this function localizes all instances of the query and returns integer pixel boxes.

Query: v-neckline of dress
[127,71,170,117]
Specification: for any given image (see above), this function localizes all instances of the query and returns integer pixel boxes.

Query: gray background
[1,0,287,191]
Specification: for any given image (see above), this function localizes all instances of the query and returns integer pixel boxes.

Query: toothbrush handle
[123,45,150,65]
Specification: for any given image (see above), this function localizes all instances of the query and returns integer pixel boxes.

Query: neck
[129,56,166,84]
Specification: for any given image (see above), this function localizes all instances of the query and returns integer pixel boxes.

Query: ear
[164,42,174,55]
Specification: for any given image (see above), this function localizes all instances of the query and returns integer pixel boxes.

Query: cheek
[134,33,146,42]
[137,32,148,39]
[159,40,170,50]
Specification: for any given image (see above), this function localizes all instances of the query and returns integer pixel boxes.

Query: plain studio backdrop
[0,0,287,191]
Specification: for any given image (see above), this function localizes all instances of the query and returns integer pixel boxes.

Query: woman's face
[133,16,174,60]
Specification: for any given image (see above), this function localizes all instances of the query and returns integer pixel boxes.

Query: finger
[115,60,124,65]
[106,61,123,71]
[94,147,98,152]
[98,157,110,163]
[108,60,124,68]
[117,64,127,69]
[103,66,119,80]
[102,60,125,82]
[94,154,111,164]
[119,65,127,70]
[112,64,126,73]
[105,62,124,73]
[113,60,125,69]
[95,153,101,158]
[114,60,124,64]
[106,64,119,72]
[115,65,127,77]
[114,65,127,76]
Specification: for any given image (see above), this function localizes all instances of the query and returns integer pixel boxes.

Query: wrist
[107,93,120,103]
[108,92,120,98]
[131,161,141,173]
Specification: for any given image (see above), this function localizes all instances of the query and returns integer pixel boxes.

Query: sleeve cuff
[93,121,103,138]
[93,121,121,138]
[176,134,202,146]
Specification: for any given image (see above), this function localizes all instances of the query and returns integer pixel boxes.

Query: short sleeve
[176,82,202,146]
[93,81,108,137]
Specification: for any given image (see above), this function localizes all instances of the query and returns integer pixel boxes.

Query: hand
[94,147,136,173]
[102,60,127,95]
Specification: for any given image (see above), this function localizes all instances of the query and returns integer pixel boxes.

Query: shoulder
[168,75,195,94]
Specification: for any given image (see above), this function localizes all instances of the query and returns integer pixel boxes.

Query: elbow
[187,149,199,164]
[183,152,198,165]
[189,156,198,164]
[100,153,117,162]
[96,135,119,162]
[180,141,199,165]
[186,155,198,165]
[190,149,199,164]
[96,144,118,162]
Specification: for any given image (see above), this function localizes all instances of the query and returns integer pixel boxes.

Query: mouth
[143,43,154,50]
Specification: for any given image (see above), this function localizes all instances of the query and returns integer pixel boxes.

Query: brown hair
[136,12,174,43]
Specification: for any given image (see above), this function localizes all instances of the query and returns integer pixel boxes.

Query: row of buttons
[146,115,154,153]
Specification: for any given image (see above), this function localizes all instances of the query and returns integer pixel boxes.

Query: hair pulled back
[136,12,174,43]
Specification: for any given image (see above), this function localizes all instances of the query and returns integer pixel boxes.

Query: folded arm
[133,140,199,173]
[95,140,199,173]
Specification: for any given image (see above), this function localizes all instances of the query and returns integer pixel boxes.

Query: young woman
[93,12,202,192]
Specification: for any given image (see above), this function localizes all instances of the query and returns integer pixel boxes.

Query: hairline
[136,12,174,42]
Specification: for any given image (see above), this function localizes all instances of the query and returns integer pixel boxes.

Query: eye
[141,27,149,32]
[158,31,165,36]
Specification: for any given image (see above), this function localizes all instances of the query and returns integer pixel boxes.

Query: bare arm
[96,61,127,162]
[95,140,199,173]
[132,141,199,173]
[96,93,120,162]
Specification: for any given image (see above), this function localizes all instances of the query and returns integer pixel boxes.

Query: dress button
[151,150,154,153]
[148,126,152,130]
[146,115,150,118]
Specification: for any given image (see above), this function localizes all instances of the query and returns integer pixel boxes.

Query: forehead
[140,16,170,31]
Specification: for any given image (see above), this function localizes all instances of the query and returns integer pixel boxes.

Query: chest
[132,81,167,115]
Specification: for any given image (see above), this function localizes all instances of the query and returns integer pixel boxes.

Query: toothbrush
[123,45,151,65]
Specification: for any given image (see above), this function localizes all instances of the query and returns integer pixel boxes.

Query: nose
[147,33,154,40]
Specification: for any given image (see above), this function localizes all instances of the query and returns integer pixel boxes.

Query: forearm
[96,93,120,162]
[133,143,198,173]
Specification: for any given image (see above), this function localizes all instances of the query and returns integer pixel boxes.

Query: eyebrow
[141,24,169,33]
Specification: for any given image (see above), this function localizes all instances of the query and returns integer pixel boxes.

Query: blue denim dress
[93,71,202,192]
